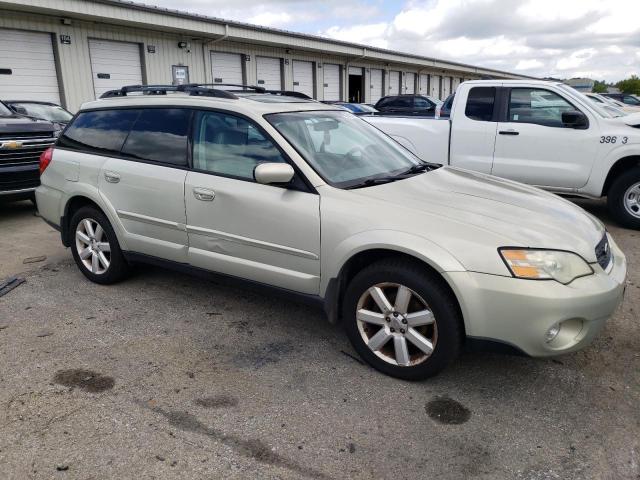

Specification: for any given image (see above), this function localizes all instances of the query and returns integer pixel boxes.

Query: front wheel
[607,167,640,229]
[69,206,130,284]
[342,259,463,380]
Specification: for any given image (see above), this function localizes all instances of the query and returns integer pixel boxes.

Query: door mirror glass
[254,163,295,184]
[561,110,588,129]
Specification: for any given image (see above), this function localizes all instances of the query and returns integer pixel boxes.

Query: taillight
[39,147,54,175]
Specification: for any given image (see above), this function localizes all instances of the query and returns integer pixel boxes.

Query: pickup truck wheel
[69,206,130,284]
[608,167,640,229]
[342,259,462,380]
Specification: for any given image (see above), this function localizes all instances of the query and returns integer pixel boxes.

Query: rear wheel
[607,167,640,229]
[69,206,129,284]
[342,258,463,380]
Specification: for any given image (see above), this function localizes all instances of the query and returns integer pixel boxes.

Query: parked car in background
[584,93,628,118]
[36,83,626,380]
[367,79,640,229]
[4,100,73,128]
[375,94,442,116]
[602,93,640,107]
[436,93,455,119]
[0,100,57,202]
[323,102,378,115]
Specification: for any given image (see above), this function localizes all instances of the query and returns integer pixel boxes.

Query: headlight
[499,249,593,284]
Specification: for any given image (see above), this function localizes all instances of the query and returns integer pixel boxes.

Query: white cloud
[247,12,293,27]
[323,23,391,49]
[515,59,544,70]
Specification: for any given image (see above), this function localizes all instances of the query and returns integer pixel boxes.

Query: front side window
[465,87,495,121]
[121,109,190,166]
[267,110,423,188]
[192,111,286,180]
[57,109,139,154]
[508,88,576,127]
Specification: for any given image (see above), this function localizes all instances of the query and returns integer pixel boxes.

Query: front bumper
[444,234,627,357]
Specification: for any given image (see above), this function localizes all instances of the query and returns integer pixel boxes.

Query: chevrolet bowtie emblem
[1,140,23,149]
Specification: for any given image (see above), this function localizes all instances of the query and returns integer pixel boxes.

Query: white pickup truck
[365,80,640,229]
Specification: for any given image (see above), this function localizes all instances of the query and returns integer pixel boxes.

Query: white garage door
[405,72,416,94]
[323,63,340,101]
[419,74,429,95]
[89,39,143,99]
[211,52,243,85]
[369,68,383,104]
[256,56,282,90]
[430,75,441,99]
[0,28,60,103]
[388,71,400,95]
[292,60,314,98]
[442,76,451,99]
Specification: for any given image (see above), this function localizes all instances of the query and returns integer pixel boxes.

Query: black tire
[342,258,463,380]
[69,206,130,284]
[607,167,640,229]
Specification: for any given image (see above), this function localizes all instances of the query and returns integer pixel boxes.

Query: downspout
[345,47,367,101]
[202,24,229,83]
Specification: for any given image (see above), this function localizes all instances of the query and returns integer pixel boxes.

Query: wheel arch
[601,155,640,197]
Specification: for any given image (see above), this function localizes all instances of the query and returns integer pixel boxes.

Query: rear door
[89,39,143,99]
[184,110,320,294]
[449,86,498,173]
[492,87,597,188]
[95,108,191,262]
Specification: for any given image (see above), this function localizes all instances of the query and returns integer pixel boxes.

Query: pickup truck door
[184,110,321,295]
[449,85,498,174]
[492,87,597,188]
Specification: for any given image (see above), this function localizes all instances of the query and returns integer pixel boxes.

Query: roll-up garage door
[256,56,282,90]
[442,76,451,99]
[405,72,416,94]
[369,68,383,104]
[388,71,400,95]
[323,63,340,101]
[0,28,60,103]
[419,74,429,95]
[211,52,243,85]
[292,60,314,98]
[89,39,143,99]
[430,75,441,99]
[452,77,461,92]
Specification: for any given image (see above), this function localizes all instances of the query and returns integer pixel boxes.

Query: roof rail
[195,83,266,93]
[265,90,312,99]
[100,84,238,99]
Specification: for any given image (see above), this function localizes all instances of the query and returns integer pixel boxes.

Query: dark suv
[374,95,440,116]
[0,100,57,202]
[602,93,640,106]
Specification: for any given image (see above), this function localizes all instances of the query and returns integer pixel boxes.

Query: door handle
[104,171,120,183]
[499,130,519,135]
[193,187,215,202]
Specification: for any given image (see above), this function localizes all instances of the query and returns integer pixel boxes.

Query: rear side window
[58,110,139,154]
[121,109,191,166]
[376,97,396,108]
[465,87,496,122]
[414,97,433,109]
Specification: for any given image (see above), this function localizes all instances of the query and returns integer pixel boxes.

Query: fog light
[545,323,561,343]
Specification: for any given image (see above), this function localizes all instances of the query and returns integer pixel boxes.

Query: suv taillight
[39,147,54,175]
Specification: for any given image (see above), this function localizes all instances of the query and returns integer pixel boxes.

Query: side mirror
[254,163,295,185]
[562,110,588,129]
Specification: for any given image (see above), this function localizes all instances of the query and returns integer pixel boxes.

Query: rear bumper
[445,234,627,357]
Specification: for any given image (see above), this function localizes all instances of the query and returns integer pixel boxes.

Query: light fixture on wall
[178,41,191,53]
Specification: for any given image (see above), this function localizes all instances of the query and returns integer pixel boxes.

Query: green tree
[616,75,640,94]
[592,80,608,93]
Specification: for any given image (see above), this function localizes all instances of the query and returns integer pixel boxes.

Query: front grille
[0,137,54,192]
[595,234,612,270]
[0,168,39,192]
[0,139,54,168]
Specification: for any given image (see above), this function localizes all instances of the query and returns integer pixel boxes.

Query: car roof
[79,92,342,116]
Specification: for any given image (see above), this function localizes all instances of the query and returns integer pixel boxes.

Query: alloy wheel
[623,181,640,219]
[356,282,438,367]
[75,218,111,275]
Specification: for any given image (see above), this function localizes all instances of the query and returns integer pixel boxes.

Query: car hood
[351,166,604,262]
[0,114,55,134]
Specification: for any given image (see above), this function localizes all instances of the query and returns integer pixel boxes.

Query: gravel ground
[0,198,638,480]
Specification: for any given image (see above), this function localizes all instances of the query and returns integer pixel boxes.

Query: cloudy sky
[150,0,639,82]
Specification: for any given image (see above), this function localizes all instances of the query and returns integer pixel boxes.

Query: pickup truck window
[508,88,576,128]
[465,87,495,122]
[192,110,286,181]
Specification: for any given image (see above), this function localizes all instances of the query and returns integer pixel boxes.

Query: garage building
[0,0,531,111]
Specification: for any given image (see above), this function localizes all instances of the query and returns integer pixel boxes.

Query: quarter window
[57,109,139,154]
[465,87,495,121]
[121,109,190,166]
[508,88,576,127]
[192,111,286,181]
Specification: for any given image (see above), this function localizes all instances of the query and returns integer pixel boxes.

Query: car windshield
[557,85,615,119]
[267,110,427,188]
[0,101,12,116]
[12,103,73,122]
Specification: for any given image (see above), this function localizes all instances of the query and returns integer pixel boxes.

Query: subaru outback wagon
[36,84,627,380]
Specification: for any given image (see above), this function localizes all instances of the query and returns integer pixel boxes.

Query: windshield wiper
[401,162,438,175]
[346,176,404,189]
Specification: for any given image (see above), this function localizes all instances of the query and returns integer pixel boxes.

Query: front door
[184,110,321,294]
[492,87,597,188]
